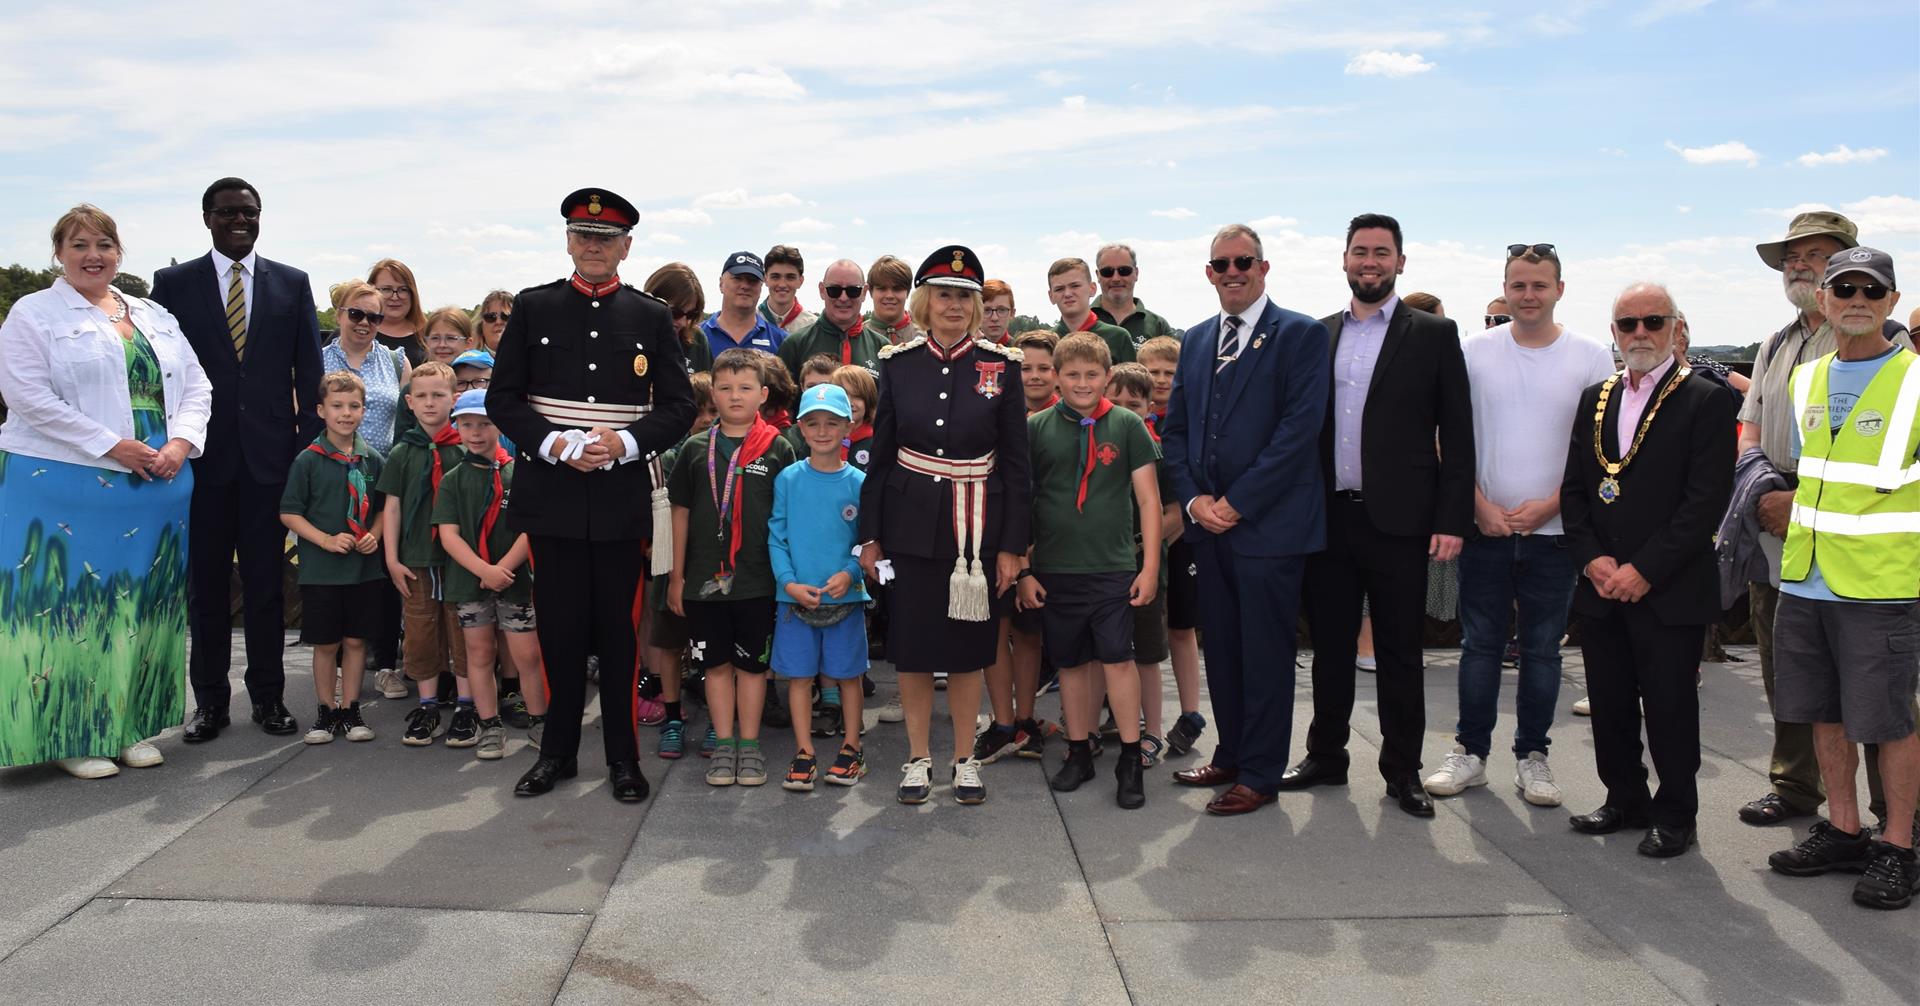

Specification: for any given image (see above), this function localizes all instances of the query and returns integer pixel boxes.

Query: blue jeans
[1455,533,1576,760]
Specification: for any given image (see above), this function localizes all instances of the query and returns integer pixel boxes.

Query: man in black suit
[1281,213,1475,818]
[1561,280,1734,857]
[152,178,322,741]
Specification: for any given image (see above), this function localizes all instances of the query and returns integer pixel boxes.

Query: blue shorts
[772,605,869,681]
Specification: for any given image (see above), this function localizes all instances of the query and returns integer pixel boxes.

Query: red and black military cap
[561,188,637,236]
[915,244,985,293]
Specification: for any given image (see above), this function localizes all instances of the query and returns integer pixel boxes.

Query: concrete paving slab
[0,898,589,1005]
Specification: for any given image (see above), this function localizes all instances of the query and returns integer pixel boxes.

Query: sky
[2,0,1916,346]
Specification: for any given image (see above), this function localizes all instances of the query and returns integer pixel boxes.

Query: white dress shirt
[1185,294,1272,520]
[210,248,257,330]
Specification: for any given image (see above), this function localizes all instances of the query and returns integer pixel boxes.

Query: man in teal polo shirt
[1092,242,1180,348]
[1049,257,1135,364]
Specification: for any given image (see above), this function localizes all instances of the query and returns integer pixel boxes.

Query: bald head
[819,258,867,326]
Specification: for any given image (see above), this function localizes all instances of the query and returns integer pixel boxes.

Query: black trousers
[1193,540,1304,793]
[530,535,642,766]
[1578,604,1703,830]
[1303,495,1431,780]
[187,472,288,710]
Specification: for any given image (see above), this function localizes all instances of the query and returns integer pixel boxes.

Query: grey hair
[1611,281,1681,319]
[1211,223,1264,260]
[1096,242,1138,266]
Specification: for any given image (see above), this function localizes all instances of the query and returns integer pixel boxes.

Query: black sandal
[1738,792,1812,826]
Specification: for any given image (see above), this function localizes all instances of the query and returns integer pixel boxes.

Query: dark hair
[758,353,796,415]
[712,348,765,381]
[1401,291,1442,315]
[801,353,838,379]
[1107,362,1153,400]
[202,177,261,213]
[764,244,805,274]
[1346,213,1403,254]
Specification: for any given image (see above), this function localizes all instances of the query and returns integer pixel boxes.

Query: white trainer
[120,741,164,768]
[1571,695,1592,716]
[877,695,905,723]
[56,757,119,779]
[1515,751,1563,807]
[1422,746,1487,796]
[375,669,409,700]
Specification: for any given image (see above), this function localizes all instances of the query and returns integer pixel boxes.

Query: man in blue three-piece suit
[151,177,324,742]
[1159,223,1331,816]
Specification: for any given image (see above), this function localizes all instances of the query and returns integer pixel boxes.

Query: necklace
[1591,366,1690,504]
[102,288,128,324]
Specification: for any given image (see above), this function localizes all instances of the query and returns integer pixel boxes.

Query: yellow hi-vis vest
[1782,348,1920,600]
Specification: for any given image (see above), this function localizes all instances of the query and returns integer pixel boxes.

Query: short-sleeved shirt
[1054,315,1137,365]
[280,437,387,586]
[374,436,464,569]
[667,427,798,599]
[431,455,530,604]
[699,313,785,359]
[320,340,408,455]
[1028,404,1158,573]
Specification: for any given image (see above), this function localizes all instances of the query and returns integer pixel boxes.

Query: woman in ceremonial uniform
[858,246,1030,806]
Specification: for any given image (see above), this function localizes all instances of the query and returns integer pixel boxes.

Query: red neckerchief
[569,272,620,298]
[765,407,791,430]
[838,315,866,366]
[306,438,371,536]
[465,450,513,561]
[841,423,873,462]
[1072,312,1099,333]
[1055,397,1115,511]
[875,315,910,344]
[776,300,804,328]
[926,334,974,362]
[1143,411,1162,443]
[710,418,780,580]
[1028,393,1060,418]
[423,424,464,541]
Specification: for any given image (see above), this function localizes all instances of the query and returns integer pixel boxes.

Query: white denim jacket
[0,278,213,470]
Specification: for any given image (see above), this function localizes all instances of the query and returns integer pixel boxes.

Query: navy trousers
[1193,538,1305,793]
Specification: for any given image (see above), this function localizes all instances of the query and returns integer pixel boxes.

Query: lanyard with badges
[704,426,744,596]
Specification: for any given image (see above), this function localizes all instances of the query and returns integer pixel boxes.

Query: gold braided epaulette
[878,335,927,359]
[975,339,1023,362]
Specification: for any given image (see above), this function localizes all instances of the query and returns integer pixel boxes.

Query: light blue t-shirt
[1784,347,1915,603]
[768,460,868,605]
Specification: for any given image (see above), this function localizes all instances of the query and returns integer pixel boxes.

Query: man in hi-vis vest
[1767,247,1920,912]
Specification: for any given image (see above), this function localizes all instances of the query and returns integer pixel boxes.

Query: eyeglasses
[1781,249,1840,267]
[425,333,468,346]
[376,285,411,298]
[1507,243,1556,258]
[1828,281,1890,301]
[1098,266,1135,279]
[1613,314,1674,333]
[1484,314,1512,327]
[209,206,261,221]
[344,307,386,326]
[1208,256,1259,273]
[455,377,491,391]
[983,306,1015,317]
[823,284,865,300]
[481,311,510,323]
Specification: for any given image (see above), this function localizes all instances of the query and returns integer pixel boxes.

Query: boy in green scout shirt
[1048,258,1136,365]
[1019,334,1161,810]
[375,361,475,746]
[281,371,388,747]
[669,349,799,788]
[433,391,547,761]
[1108,362,1181,768]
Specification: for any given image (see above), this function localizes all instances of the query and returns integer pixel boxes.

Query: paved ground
[1,635,1912,1005]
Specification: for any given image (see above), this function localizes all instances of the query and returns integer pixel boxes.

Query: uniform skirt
[886,553,1013,675]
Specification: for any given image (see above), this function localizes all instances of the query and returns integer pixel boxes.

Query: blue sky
[2,0,1915,345]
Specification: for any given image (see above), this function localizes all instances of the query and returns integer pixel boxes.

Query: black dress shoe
[251,701,297,736]
[1115,744,1145,810]
[609,760,650,803]
[182,708,229,743]
[1637,825,1697,858]
[514,757,579,796]
[1385,775,1435,818]
[1569,805,1651,835]
[1274,756,1348,791]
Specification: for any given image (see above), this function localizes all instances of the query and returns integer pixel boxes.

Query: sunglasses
[344,307,386,326]
[1208,256,1259,273]
[1613,314,1674,334]
[1484,314,1512,327]
[673,307,700,322]
[824,284,865,300]
[481,311,510,323]
[1099,265,1135,279]
[1828,281,1890,301]
[1507,243,1556,258]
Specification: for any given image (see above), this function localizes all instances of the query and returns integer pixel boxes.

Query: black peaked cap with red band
[915,245,985,292]
[561,188,638,235]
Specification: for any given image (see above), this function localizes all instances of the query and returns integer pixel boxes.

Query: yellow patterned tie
[226,261,247,360]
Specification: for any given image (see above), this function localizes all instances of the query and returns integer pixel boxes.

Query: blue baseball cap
[452,349,495,369]
[452,389,490,419]
[796,383,852,420]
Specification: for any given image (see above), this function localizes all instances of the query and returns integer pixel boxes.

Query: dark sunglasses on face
[673,307,700,322]
[481,311,510,323]
[1099,265,1135,278]
[1828,281,1890,301]
[1208,256,1259,273]
[1485,314,1512,327]
[209,206,261,221]
[824,284,865,300]
[1508,243,1556,258]
[1613,314,1673,334]
[344,307,386,326]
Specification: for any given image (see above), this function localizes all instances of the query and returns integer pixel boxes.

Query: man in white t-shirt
[1426,245,1615,807]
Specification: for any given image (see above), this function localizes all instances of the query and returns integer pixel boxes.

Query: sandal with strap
[1738,792,1814,826]
[783,752,818,792]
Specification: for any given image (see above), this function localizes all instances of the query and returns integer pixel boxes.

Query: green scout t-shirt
[1054,316,1137,364]
[668,427,798,599]
[1028,404,1158,574]
[373,434,463,569]
[280,436,387,586]
[430,454,530,604]
[777,314,890,381]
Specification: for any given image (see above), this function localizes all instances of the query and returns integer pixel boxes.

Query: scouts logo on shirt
[1854,408,1885,438]
[855,449,870,466]
[1096,442,1119,466]
[745,460,772,476]
[975,360,1005,398]
[841,503,859,521]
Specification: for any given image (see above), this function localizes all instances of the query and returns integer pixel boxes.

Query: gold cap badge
[951,250,967,273]
[588,195,603,216]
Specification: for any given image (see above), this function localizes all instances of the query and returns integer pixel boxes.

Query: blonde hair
[1137,336,1180,365]
[409,361,456,389]
[1053,332,1112,372]
[422,305,476,349]
[331,279,382,313]
[830,365,878,421]
[51,204,124,265]
[907,285,984,337]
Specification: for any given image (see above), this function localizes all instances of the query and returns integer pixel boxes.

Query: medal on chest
[975,360,1005,399]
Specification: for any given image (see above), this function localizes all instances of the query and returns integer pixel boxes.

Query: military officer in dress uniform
[858,245,1031,807]
[487,188,695,802]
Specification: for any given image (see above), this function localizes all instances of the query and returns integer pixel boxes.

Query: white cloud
[851,218,867,227]
[1062,95,1088,110]
[1344,51,1435,78]
[1150,208,1197,220]
[777,217,835,234]
[1676,206,1692,214]
[1034,69,1077,87]
[1249,215,1301,231]
[1599,146,1627,157]
[692,190,807,210]
[1762,195,1920,236]
[1632,0,1714,26]
[1665,140,1759,167]
[636,207,714,227]
[1796,145,1889,168]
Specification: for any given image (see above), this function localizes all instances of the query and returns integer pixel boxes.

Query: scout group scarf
[841,422,873,462]
[837,315,866,366]
[399,424,466,541]
[775,300,804,329]
[1143,411,1162,443]
[463,451,513,561]
[704,417,779,595]
[307,437,371,536]
[570,272,621,298]
[1028,392,1060,417]
[1055,397,1115,511]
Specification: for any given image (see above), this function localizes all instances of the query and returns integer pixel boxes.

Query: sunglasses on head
[1828,281,1890,301]
[344,307,386,326]
[481,311,510,323]
[1485,313,1512,327]
[1208,255,1259,273]
[1613,314,1673,334]
[1099,265,1135,279]
[824,284,865,300]
[1507,243,1556,258]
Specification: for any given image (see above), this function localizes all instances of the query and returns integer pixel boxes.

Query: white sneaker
[56,757,119,779]
[375,669,408,700]
[897,757,933,804]
[1422,746,1487,796]
[952,756,986,805]
[120,741,164,768]
[933,672,949,691]
[1571,695,1591,716]
[1515,751,1563,807]
[1356,655,1377,672]
[877,695,905,723]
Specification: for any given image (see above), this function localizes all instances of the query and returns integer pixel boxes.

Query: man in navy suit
[152,177,323,741]
[1160,223,1331,816]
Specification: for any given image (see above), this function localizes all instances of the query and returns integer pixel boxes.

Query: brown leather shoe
[1173,763,1239,787]
[1205,784,1277,816]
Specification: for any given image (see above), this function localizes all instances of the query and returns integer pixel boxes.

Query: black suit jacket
[152,254,322,485]
[1318,304,1475,538]
[1561,364,1735,626]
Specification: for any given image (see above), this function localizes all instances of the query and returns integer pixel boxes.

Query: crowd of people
[1,177,1916,914]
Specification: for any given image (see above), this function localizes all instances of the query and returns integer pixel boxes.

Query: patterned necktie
[1216,315,1243,373]
[226,261,247,360]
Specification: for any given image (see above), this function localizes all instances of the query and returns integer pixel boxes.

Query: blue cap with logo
[723,251,766,281]
[797,383,852,420]
[452,348,495,369]
[1823,246,1897,291]
[452,389,490,419]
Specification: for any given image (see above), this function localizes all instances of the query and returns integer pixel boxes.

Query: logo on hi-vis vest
[1802,404,1826,434]
[1854,408,1885,438]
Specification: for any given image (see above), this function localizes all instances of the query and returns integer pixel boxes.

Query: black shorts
[684,596,775,673]
[1165,537,1199,631]
[300,581,383,646]
[1133,585,1170,664]
[1010,605,1044,636]
[646,578,690,650]
[1038,571,1136,668]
